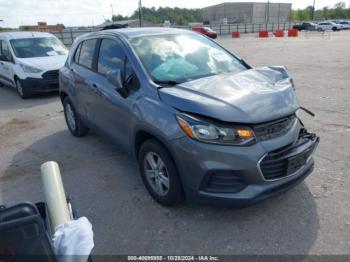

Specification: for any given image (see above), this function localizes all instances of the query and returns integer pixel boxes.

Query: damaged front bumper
[175,127,319,208]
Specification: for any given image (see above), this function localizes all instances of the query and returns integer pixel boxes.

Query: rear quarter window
[77,39,97,69]
[74,43,82,64]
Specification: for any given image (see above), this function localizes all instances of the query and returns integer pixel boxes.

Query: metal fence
[210,22,296,35]
[51,28,95,47]
[52,22,297,47]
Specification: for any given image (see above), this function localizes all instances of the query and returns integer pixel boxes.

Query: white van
[0,32,68,98]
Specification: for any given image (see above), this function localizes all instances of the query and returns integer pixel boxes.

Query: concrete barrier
[259,30,269,38]
[288,29,298,37]
[275,29,285,37]
[231,31,240,38]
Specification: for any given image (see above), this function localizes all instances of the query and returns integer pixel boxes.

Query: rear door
[0,40,15,87]
[70,38,99,121]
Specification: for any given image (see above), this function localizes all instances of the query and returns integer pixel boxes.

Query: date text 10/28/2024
[127,256,220,261]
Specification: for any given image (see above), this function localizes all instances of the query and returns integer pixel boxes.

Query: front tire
[63,97,89,137]
[138,139,183,206]
[16,79,31,99]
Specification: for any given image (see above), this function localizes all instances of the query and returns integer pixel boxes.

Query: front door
[0,40,15,87]
[89,37,139,150]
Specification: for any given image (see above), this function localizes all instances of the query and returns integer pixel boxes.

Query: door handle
[91,83,101,94]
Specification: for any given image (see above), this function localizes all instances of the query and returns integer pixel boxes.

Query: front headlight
[176,114,255,146]
[20,63,42,73]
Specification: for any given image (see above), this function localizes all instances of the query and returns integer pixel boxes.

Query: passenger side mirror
[106,69,123,90]
[0,55,10,62]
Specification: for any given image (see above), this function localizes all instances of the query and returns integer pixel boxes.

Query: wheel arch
[134,128,186,200]
[133,128,183,176]
[60,90,69,104]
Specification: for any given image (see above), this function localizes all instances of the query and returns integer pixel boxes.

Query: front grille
[42,70,59,80]
[201,171,246,193]
[260,134,317,180]
[254,115,296,141]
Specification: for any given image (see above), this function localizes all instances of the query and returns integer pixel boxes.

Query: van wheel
[16,79,31,98]
[63,97,89,137]
[138,139,183,206]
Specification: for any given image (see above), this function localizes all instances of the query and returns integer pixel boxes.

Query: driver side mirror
[106,69,123,90]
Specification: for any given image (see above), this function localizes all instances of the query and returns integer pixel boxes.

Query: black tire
[332,27,338,31]
[15,79,31,98]
[138,139,183,206]
[63,97,89,137]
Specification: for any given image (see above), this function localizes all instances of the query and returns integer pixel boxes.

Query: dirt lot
[0,31,349,255]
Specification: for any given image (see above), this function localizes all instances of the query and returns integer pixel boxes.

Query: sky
[0,0,349,28]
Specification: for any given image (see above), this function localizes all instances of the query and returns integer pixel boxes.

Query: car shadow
[0,84,59,111]
[0,130,319,255]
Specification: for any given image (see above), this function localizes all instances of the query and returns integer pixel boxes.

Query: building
[202,2,292,24]
[19,22,65,32]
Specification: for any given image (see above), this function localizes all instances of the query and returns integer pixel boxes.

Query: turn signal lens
[177,117,194,138]
[237,128,254,139]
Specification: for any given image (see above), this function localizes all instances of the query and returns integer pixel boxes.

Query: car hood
[158,66,300,124]
[16,55,68,71]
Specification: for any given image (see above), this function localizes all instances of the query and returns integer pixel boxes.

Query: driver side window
[97,38,139,89]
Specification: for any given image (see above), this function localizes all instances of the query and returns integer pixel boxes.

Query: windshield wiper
[154,80,182,86]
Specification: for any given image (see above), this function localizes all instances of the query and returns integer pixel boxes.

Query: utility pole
[138,0,143,27]
[312,0,316,20]
[265,0,270,24]
[110,4,114,21]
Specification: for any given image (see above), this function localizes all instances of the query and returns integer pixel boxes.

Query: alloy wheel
[65,103,76,131]
[143,152,170,196]
[16,80,24,97]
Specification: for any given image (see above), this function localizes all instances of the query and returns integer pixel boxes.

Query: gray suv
[59,28,319,207]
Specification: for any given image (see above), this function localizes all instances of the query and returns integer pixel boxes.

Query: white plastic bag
[53,217,94,262]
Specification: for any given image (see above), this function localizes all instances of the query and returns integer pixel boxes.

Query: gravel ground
[0,30,349,255]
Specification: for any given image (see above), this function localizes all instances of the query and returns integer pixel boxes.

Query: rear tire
[16,79,31,99]
[63,97,89,137]
[138,139,183,206]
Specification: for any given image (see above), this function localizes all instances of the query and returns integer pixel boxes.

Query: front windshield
[10,37,68,58]
[130,33,246,84]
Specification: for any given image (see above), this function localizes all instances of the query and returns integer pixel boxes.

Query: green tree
[334,2,347,18]
[112,14,127,22]
[322,7,329,19]
[175,15,186,25]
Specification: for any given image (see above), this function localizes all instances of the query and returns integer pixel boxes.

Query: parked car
[163,20,171,28]
[293,22,318,31]
[0,32,68,98]
[339,20,350,29]
[192,26,218,39]
[60,28,319,207]
[317,21,343,31]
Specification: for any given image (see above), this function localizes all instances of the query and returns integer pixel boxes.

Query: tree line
[110,7,202,25]
[292,2,350,21]
[107,2,350,25]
